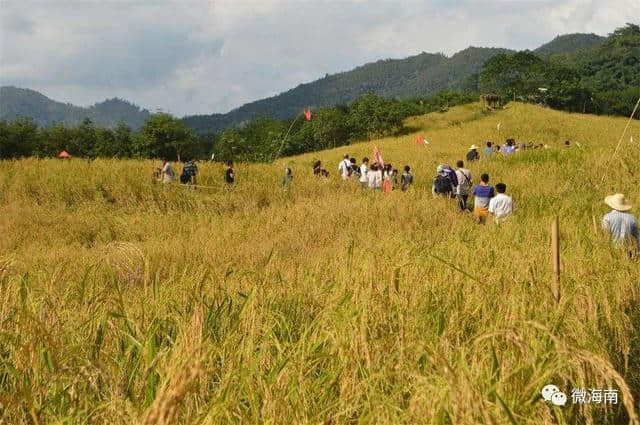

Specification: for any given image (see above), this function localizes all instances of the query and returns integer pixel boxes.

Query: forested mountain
[0,87,151,129]
[182,47,511,134]
[1,29,630,136]
[533,33,605,57]
[182,33,610,135]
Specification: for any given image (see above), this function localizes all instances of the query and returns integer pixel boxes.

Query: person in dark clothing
[180,159,198,185]
[401,165,413,191]
[466,145,480,161]
[313,160,322,176]
[225,160,235,187]
[432,165,454,198]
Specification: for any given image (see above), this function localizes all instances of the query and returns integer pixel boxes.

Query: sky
[0,0,638,117]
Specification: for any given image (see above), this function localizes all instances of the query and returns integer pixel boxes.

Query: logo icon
[542,384,567,406]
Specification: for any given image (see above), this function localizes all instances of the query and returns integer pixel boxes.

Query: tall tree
[133,113,198,159]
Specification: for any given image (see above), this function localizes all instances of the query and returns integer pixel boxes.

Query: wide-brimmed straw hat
[605,193,632,211]
[469,144,478,150]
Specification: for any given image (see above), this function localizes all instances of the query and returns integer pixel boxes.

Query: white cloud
[1,0,638,116]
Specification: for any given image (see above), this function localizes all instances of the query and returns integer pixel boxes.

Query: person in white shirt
[161,159,175,184]
[488,183,515,223]
[367,163,382,190]
[454,160,472,211]
[359,157,369,189]
[338,154,351,180]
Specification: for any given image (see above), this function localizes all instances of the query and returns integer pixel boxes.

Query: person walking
[313,160,323,177]
[466,145,480,162]
[383,164,393,193]
[338,154,351,180]
[180,158,198,185]
[488,183,515,224]
[391,169,399,190]
[401,165,413,191]
[359,157,369,189]
[455,160,472,211]
[161,159,175,184]
[225,160,235,188]
[484,142,493,157]
[432,165,454,198]
[472,173,495,223]
[282,167,293,191]
[349,157,360,178]
[503,139,515,155]
[602,193,639,253]
[368,163,382,190]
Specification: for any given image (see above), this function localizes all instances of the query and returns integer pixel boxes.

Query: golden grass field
[1,102,639,424]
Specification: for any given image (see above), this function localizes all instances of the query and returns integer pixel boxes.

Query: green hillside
[182,47,511,134]
[534,33,605,57]
[0,86,151,129]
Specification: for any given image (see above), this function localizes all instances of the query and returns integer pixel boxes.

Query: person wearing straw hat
[602,193,639,252]
[466,145,480,162]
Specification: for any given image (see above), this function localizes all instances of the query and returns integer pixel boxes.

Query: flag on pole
[373,146,385,167]
[304,108,312,121]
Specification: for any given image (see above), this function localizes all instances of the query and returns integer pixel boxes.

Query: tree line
[1,24,637,161]
[0,91,474,161]
[470,24,640,116]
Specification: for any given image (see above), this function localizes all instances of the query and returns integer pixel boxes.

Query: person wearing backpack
[432,165,454,198]
[455,160,472,211]
[401,165,413,191]
[466,145,480,162]
[349,157,360,178]
[338,154,351,180]
[180,159,198,185]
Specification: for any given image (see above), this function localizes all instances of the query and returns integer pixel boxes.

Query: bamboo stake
[551,217,560,304]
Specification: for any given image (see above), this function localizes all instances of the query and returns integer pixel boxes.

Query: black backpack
[466,150,479,161]
[433,175,452,194]
[180,171,191,184]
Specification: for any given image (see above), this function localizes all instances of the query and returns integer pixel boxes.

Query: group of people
[153,158,235,187]
[430,161,514,224]
[314,154,415,192]
[149,136,637,253]
[465,138,566,160]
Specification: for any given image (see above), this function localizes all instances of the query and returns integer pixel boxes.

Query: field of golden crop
[1,102,639,424]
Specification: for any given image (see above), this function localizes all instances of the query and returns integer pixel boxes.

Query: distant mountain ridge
[1,32,605,133]
[533,33,605,57]
[0,86,151,129]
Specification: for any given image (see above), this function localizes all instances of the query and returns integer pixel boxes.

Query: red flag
[373,146,384,167]
[416,135,424,145]
[304,108,312,121]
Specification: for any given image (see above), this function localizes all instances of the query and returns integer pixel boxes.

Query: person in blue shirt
[503,139,516,155]
[602,193,639,254]
[484,141,493,157]
[472,173,495,224]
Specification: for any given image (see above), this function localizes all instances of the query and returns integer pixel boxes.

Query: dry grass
[0,102,639,424]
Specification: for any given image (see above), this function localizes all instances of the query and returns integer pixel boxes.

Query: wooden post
[551,217,560,303]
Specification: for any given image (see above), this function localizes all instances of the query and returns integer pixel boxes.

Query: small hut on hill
[480,94,501,109]
[58,150,72,159]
